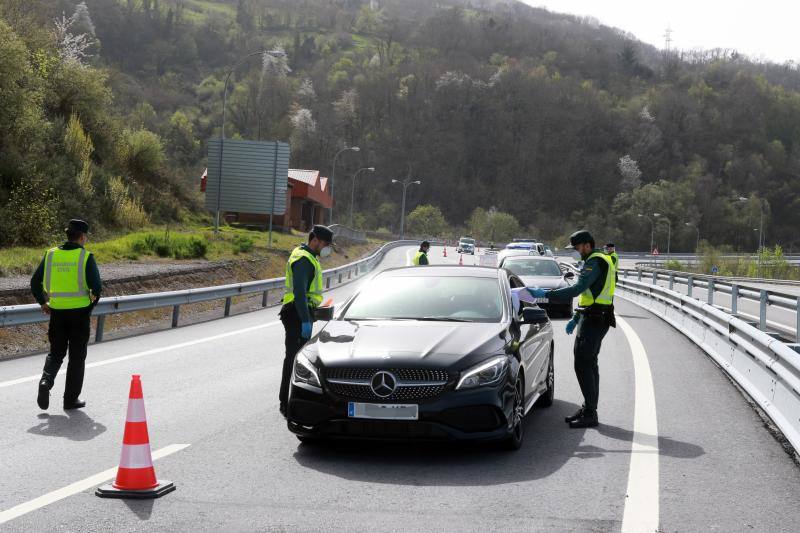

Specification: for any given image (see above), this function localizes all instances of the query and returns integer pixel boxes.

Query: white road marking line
[0,321,280,389]
[618,317,660,533]
[0,443,190,525]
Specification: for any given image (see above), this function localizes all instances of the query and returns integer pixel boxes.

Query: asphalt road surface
[1,246,799,532]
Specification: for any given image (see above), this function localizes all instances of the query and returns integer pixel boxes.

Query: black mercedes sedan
[287,265,554,450]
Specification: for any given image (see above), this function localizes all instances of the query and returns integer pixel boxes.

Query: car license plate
[532,297,548,303]
[348,402,419,420]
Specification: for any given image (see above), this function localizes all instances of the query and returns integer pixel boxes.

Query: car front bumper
[287,381,514,442]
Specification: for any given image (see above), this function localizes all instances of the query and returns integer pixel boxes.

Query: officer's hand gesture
[565,318,577,335]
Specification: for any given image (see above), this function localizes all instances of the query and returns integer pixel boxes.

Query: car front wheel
[501,374,525,450]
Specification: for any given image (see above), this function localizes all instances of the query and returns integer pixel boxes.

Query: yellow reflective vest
[282,246,323,308]
[44,247,92,309]
[578,252,616,307]
[412,251,427,265]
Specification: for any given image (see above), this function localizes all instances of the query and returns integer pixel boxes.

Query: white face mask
[319,246,332,258]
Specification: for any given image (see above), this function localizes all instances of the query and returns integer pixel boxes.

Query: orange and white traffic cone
[459,254,463,266]
[443,245,447,257]
[96,375,175,499]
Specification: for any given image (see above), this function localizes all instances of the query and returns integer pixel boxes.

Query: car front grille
[325,368,450,401]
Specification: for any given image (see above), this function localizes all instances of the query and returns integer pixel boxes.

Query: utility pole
[329,146,359,225]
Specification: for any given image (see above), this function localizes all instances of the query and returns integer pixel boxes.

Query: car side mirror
[564,271,575,279]
[314,305,335,322]
[522,307,548,325]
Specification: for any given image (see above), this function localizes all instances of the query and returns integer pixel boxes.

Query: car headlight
[456,356,508,390]
[293,351,321,390]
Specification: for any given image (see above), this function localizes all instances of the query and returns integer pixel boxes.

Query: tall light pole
[654,213,671,255]
[215,49,282,234]
[329,146,359,224]
[638,214,654,254]
[738,196,765,276]
[349,167,374,228]
[685,222,700,252]
[392,178,421,239]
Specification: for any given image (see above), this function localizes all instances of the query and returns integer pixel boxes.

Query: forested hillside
[1,0,799,251]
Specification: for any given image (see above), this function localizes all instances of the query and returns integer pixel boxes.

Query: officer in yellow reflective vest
[30,219,101,411]
[604,243,619,269]
[528,230,616,428]
[278,225,333,417]
[412,241,430,265]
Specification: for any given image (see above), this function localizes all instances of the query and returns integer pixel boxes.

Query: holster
[576,305,616,328]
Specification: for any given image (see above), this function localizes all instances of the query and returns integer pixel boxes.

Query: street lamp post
[637,214,654,254]
[738,196,765,276]
[654,213,671,256]
[215,50,282,234]
[349,167,375,228]
[685,222,700,252]
[329,146,360,224]
[392,178,421,239]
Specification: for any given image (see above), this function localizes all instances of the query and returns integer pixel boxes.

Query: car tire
[296,435,319,444]
[535,347,555,408]
[500,374,525,451]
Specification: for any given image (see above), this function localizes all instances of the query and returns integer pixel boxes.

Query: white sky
[521,0,799,64]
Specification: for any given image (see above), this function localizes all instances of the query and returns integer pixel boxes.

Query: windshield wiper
[417,316,473,322]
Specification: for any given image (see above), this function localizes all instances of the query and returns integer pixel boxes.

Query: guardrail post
[171,305,180,328]
[652,271,657,285]
[796,296,799,342]
[326,276,331,289]
[707,279,715,305]
[95,315,105,343]
[687,276,693,298]
[348,269,352,280]
[637,270,642,281]
[224,297,232,317]
[338,273,342,284]
[731,285,739,316]
[759,290,768,331]
[668,274,674,290]
[262,290,269,307]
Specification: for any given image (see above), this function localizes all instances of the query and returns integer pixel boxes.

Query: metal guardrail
[633,264,800,287]
[616,276,800,455]
[0,240,422,341]
[619,268,800,342]
[329,224,367,244]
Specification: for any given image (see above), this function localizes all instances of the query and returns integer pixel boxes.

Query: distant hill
[1,0,799,251]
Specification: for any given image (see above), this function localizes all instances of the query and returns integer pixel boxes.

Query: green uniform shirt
[547,250,609,303]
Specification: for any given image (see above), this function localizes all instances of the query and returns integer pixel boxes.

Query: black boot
[64,399,86,410]
[569,410,598,428]
[37,379,50,410]
[565,405,584,423]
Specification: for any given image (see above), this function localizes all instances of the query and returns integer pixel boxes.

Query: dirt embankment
[0,242,379,360]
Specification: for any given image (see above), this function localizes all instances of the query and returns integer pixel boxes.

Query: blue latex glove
[300,321,313,339]
[565,319,577,335]
[528,287,547,298]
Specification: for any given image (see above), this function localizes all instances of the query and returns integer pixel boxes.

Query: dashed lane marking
[618,316,660,533]
[0,443,190,525]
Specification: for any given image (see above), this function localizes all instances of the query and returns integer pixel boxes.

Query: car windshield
[460,238,475,245]
[503,259,562,277]
[344,275,503,322]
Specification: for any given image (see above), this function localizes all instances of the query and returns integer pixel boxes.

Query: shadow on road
[292,399,591,486]
[27,410,107,441]
[123,498,154,520]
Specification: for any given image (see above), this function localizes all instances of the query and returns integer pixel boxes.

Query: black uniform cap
[66,219,90,234]
[421,240,430,249]
[605,243,615,248]
[565,230,594,249]
[311,224,334,244]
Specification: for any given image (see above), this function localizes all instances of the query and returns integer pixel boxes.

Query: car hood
[519,276,567,289]
[308,320,509,369]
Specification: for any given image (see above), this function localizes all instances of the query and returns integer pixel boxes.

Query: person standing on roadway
[30,219,101,411]
[604,243,619,269]
[528,230,616,428]
[279,224,334,417]
[413,241,430,265]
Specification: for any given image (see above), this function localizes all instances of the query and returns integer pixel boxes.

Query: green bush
[233,235,254,254]
[663,259,684,271]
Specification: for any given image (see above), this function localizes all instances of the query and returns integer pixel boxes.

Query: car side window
[508,275,530,317]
